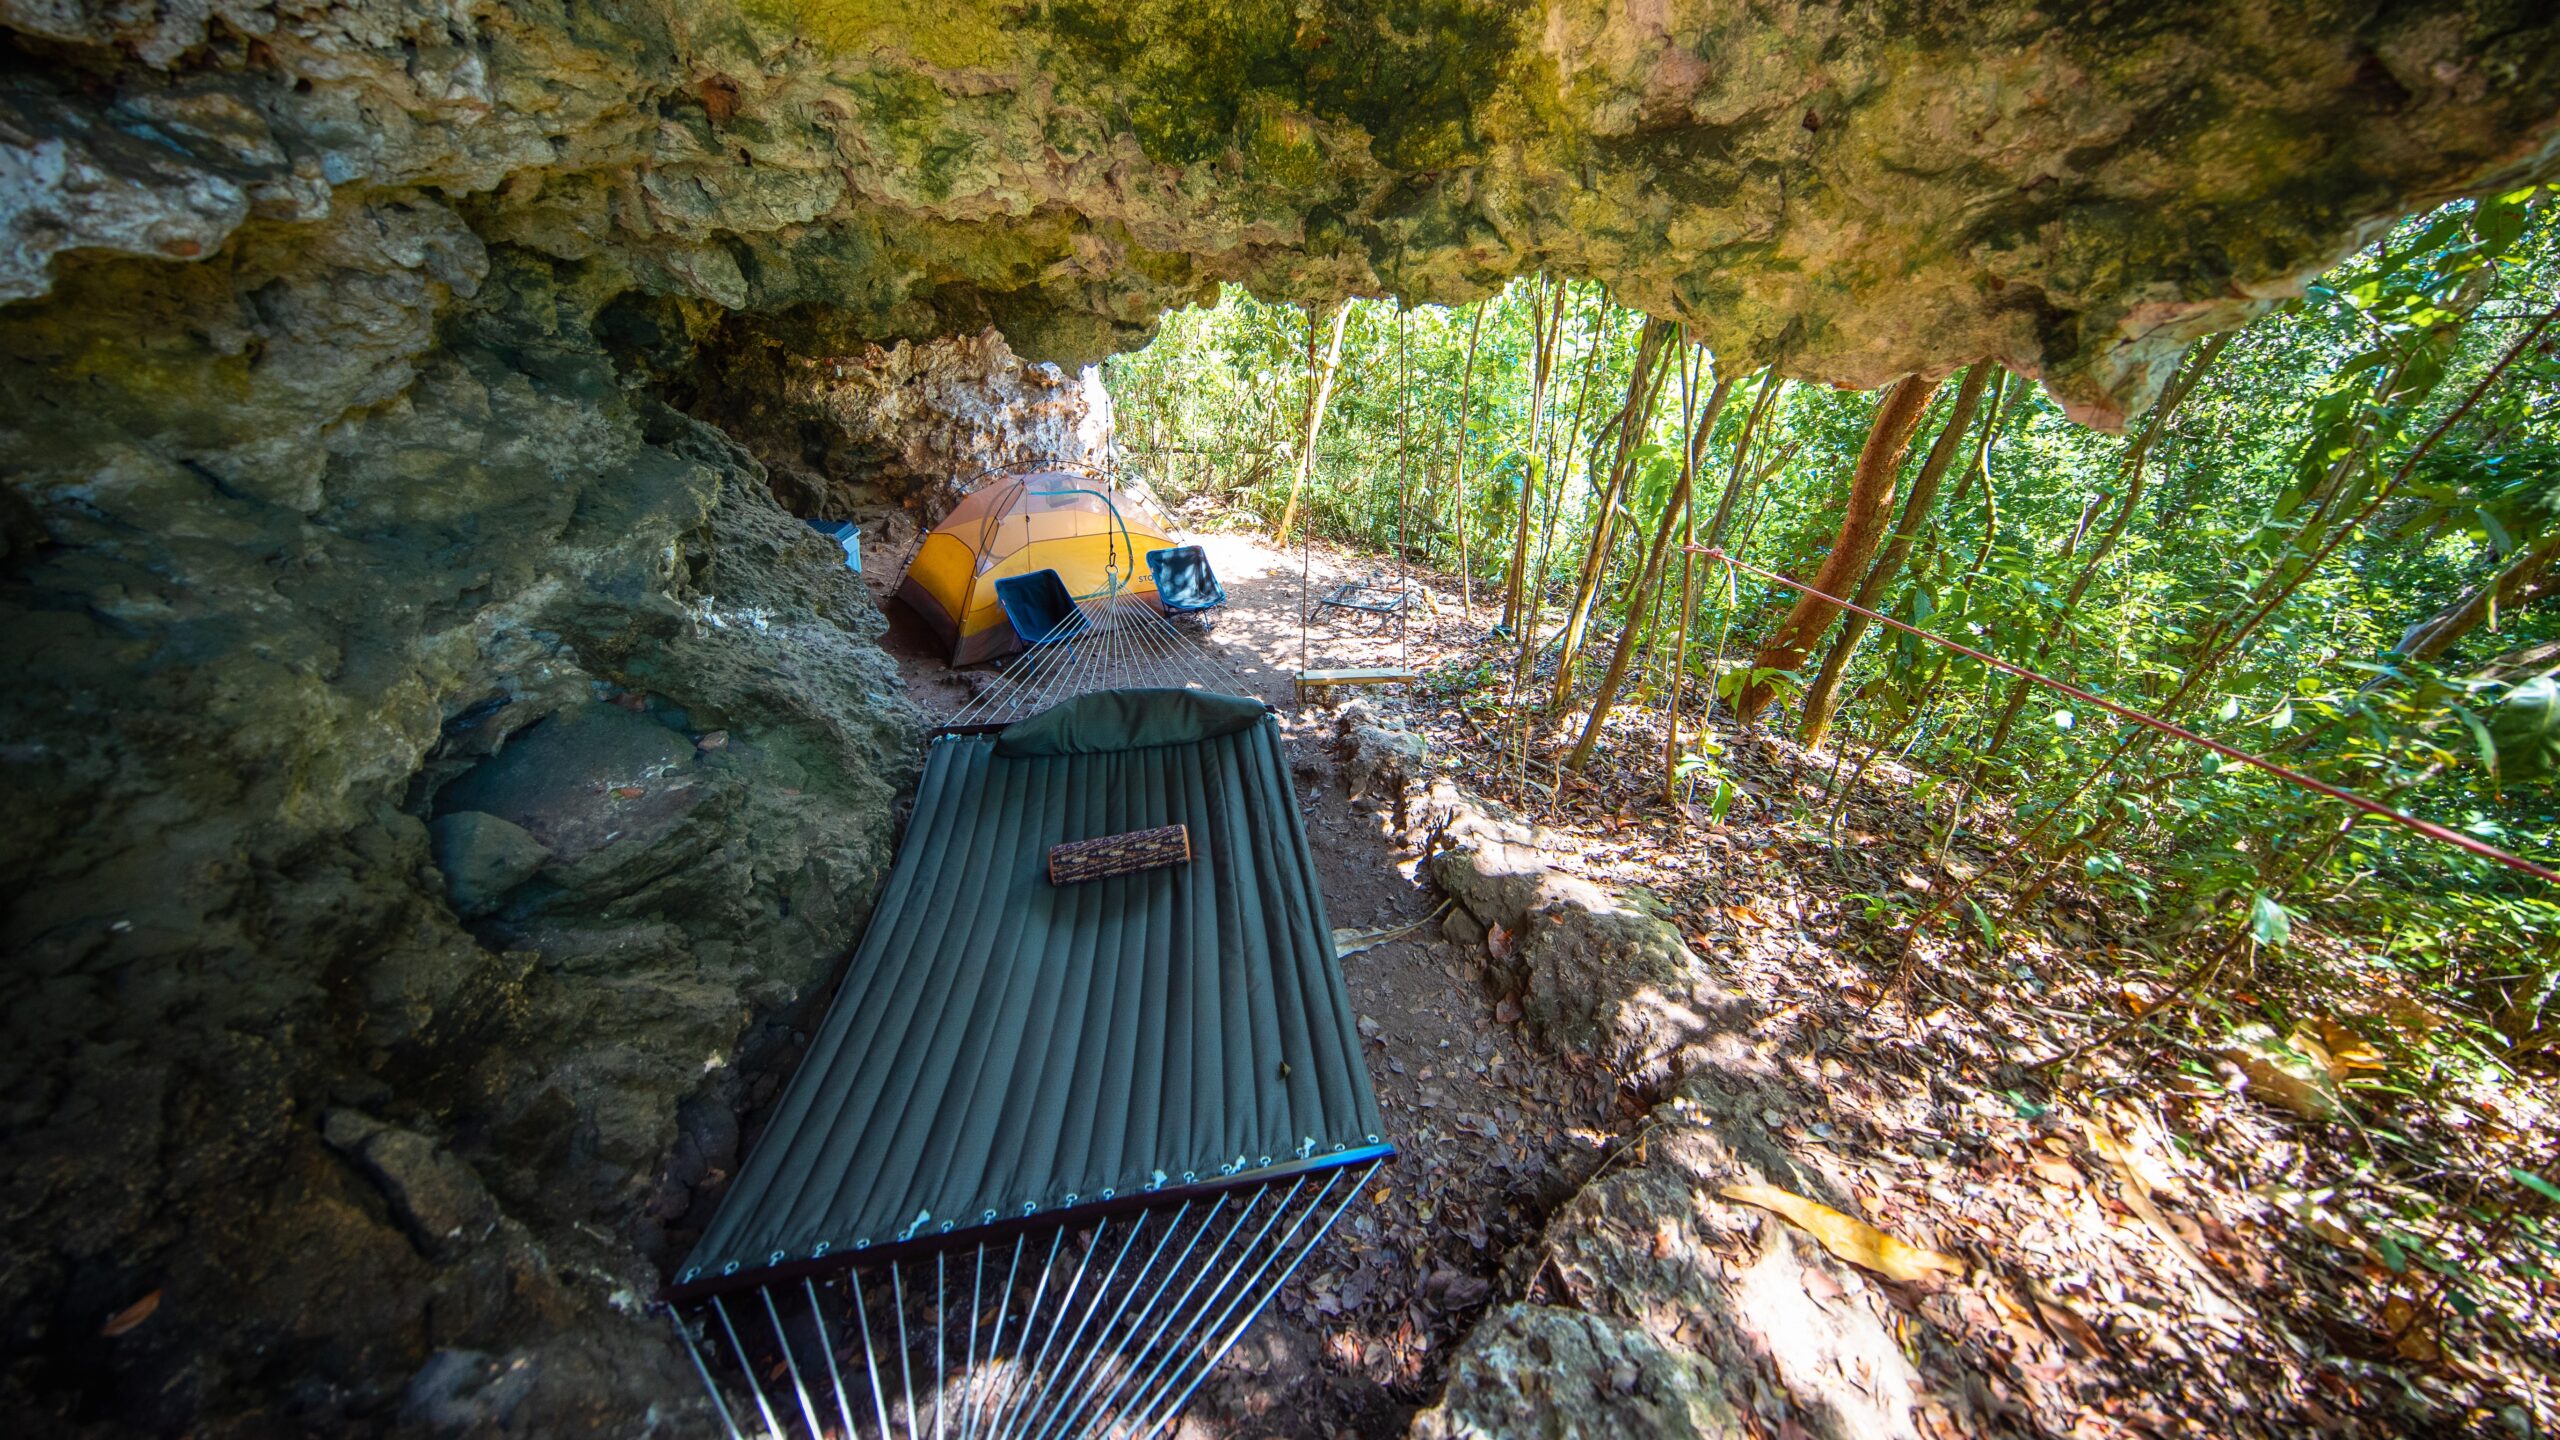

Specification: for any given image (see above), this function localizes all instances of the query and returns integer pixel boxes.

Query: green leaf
[2479,506,2516,557]
[2249,894,2292,948]
[2373,1229,2409,1275]
[2448,701,2499,779]
[2510,1168,2560,1207]
[1966,899,2001,954]
[2490,677,2560,782]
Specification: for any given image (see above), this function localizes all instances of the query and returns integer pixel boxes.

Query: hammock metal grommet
[663,686,1392,1439]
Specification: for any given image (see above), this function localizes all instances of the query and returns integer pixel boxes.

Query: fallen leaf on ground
[2027,1155,2084,1189]
[2252,1182,2377,1263]
[1719,1182,1965,1283]
[1486,922,1515,960]
[100,1290,160,1337]
[2024,1277,2110,1357]
[2314,1018,2386,1077]
[2381,1297,2442,1364]
[2086,1116,2246,1319]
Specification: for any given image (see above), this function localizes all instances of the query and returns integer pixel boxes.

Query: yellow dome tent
[897,465,1179,664]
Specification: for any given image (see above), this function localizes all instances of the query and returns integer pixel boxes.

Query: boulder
[1411,1305,1746,1440]
[1336,701,1429,815]
[1430,831,1739,1079]
[323,1111,503,1261]
[429,811,553,917]
[1524,1077,1943,1440]
[1418,783,1951,1440]
[0,238,912,1435]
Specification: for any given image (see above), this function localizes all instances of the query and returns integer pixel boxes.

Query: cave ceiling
[7,2,2560,421]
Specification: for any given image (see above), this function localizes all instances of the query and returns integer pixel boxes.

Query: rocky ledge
[1416,779,1959,1440]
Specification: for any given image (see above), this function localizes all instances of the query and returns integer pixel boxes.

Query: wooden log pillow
[1047,824,1191,885]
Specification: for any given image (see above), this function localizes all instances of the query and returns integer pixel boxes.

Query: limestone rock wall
[667,318,1117,589]
[0,214,915,1434]
[5,2,2560,1436]
[3,2,2556,422]
[1420,788,1960,1440]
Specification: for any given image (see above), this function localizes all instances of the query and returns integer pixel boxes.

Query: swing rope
[1299,308,1318,682]
[1290,299,1421,702]
[1394,304,1413,673]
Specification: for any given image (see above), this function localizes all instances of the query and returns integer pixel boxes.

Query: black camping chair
[993,568,1089,646]
[1146,544,1227,613]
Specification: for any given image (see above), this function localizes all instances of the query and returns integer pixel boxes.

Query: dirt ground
[870,528,2560,1439]
[871,533,1632,1437]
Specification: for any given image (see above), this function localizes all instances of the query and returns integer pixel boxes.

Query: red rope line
[1692,546,2560,888]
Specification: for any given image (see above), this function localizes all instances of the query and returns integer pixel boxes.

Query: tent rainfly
[664,688,1392,1440]
[900,469,1180,665]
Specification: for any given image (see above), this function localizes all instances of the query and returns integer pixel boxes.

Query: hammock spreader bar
[672,1163,1378,1440]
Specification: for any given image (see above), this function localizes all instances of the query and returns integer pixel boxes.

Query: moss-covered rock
[7,1,2558,420]
[0,216,913,1434]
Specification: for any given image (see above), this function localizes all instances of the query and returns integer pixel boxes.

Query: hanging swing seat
[1316,578,1412,618]
[1145,545,1227,613]
[1293,667,1418,703]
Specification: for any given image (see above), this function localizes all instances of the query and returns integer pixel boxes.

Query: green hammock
[665,688,1391,1440]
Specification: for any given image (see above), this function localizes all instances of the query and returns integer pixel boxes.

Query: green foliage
[1104,187,2560,1025]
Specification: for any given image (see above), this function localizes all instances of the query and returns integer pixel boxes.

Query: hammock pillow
[994,687,1268,758]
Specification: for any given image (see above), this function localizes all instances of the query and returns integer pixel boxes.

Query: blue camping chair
[1146,545,1227,613]
[993,569,1090,647]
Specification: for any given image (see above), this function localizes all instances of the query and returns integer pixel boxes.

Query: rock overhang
[4,0,2558,426]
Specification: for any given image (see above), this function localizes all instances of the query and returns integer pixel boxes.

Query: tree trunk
[1970,333,2227,780]
[1735,374,1940,721]
[2398,531,2560,661]
[1501,278,1569,630]
[1448,304,1485,621]
[1510,289,1606,701]
[1273,300,1351,544]
[1797,361,1996,750]
[1548,317,1679,710]
[1568,366,1731,772]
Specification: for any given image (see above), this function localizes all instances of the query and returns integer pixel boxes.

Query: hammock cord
[946,587,1236,729]
[1299,308,1318,682]
[672,1159,1382,1440]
